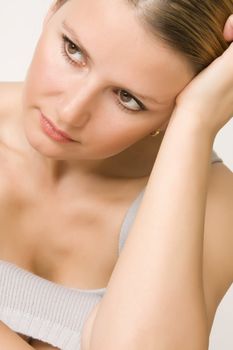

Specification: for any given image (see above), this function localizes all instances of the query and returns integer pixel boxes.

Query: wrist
[168,105,216,143]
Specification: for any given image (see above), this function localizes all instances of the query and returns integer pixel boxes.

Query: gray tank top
[0,150,223,350]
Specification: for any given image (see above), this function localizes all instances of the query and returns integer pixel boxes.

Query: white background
[0,1,232,349]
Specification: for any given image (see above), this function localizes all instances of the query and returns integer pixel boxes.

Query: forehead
[52,0,193,104]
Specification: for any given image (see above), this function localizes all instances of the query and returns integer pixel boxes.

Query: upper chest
[0,146,140,290]
[1,195,121,281]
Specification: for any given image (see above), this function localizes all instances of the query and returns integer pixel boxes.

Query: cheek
[23,32,66,104]
[89,118,152,156]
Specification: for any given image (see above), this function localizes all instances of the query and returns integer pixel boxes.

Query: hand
[29,339,59,349]
[0,322,34,349]
[174,15,233,137]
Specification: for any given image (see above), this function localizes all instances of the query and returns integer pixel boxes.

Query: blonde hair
[128,0,233,73]
[56,0,233,73]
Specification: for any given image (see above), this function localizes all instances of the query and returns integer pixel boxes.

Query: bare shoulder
[0,81,24,145]
[0,81,23,118]
[0,82,25,198]
[203,162,233,333]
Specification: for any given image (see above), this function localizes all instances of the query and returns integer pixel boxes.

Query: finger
[223,14,233,42]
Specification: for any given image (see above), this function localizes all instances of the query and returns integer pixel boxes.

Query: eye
[117,90,145,112]
[61,34,86,66]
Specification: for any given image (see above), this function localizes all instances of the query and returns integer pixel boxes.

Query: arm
[0,321,35,349]
[85,20,233,350]
[87,113,211,350]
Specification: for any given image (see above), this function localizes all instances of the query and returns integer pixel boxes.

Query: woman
[0,0,233,349]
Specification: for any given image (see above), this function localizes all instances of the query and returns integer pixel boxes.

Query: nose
[57,77,100,128]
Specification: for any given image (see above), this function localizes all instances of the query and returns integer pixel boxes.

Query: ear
[159,119,170,132]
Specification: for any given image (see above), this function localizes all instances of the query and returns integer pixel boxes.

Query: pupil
[68,43,77,54]
[120,91,131,102]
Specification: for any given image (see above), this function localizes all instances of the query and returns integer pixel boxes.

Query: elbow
[88,329,209,350]
[138,305,209,350]
[86,306,209,350]
[145,320,209,350]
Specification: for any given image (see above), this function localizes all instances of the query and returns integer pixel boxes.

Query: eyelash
[60,34,146,114]
[61,34,83,66]
[114,94,144,114]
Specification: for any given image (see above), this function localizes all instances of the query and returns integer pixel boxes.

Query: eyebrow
[61,20,164,106]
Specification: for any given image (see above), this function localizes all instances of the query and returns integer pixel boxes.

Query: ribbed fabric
[0,149,223,350]
[0,262,104,349]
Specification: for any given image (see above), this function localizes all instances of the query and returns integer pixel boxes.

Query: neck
[24,132,164,185]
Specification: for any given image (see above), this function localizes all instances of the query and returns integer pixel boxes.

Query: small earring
[150,129,161,137]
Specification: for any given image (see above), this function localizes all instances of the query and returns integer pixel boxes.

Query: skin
[0,1,194,348]
[20,0,194,190]
[85,15,233,350]
[1,1,233,349]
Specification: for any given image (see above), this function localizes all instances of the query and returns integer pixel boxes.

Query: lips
[41,114,75,142]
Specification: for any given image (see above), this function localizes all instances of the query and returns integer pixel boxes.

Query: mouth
[40,113,76,143]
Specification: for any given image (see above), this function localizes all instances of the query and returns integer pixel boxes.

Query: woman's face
[22,0,194,160]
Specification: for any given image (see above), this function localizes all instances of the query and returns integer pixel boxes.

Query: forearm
[89,111,213,350]
[0,321,34,349]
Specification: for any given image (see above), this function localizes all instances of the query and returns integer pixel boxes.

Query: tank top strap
[118,188,146,255]
[118,149,223,255]
[211,149,223,164]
